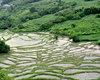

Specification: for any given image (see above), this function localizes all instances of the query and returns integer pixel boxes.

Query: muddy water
[0,31,100,80]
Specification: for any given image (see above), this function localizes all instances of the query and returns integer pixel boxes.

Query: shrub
[17,24,24,29]
[0,70,13,80]
[25,12,41,20]
[96,14,100,18]
[71,24,76,28]
[0,16,12,29]
[0,21,8,29]
[56,8,73,16]
[2,0,13,4]
[39,6,60,16]
[40,21,53,30]
[79,12,85,17]
[96,77,100,80]
[96,40,100,45]
[61,1,77,9]
[65,14,74,20]
[20,17,26,22]
[20,13,40,22]
[29,7,37,13]
[10,23,17,28]
[69,35,80,42]
[73,14,81,20]
[54,35,58,40]
[0,41,10,53]
[74,8,83,13]
[66,14,81,20]
[84,6,100,15]
[53,16,66,23]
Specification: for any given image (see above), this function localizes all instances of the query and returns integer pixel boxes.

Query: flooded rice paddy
[0,31,100,80]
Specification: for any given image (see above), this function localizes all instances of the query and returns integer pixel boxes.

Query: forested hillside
[0,0,100,44]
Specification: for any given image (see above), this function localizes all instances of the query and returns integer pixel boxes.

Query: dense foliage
[0,16,12,29]
[69,35,80,42]
[2,0,13,4]
[0,41,10,53]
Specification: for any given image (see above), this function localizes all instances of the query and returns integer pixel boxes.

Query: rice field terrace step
[0,32,100,80]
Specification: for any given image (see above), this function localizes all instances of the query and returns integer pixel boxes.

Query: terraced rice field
[0,31,100,80]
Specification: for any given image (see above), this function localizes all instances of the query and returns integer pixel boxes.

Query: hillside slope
[0,0,100,44]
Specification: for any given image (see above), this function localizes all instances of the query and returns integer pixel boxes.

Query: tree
[40,21,53,30]
[0,41,10,53]
[17,24,24,29]
[2,0,13,4]
[69,35,80,42]
[56,0,62,5]
[0,16,12,29]
[29,7,37,13]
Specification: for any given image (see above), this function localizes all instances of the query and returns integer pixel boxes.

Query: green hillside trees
[0,41,10,53]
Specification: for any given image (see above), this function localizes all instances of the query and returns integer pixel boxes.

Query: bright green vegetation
[0,0,100,44]
[97,77,100,80]
[0,41,10,53]
[0,70,13,80]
